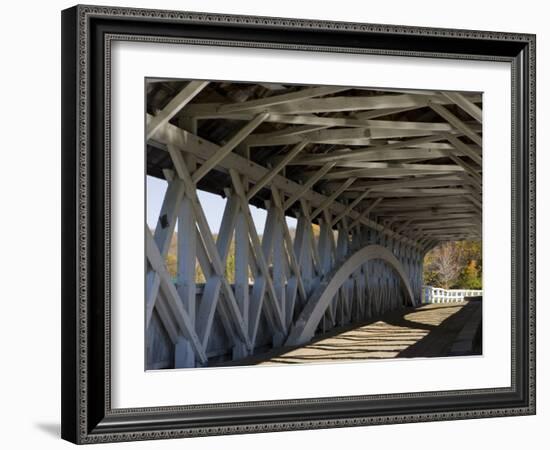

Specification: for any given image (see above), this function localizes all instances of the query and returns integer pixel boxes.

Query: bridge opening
[422,240,482,301]
[145,79,482,369]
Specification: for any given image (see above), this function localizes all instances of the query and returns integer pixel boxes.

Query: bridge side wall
[147,222,424,369]
[145,120,427,369]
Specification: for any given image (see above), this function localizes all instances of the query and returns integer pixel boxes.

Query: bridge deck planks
[229,301,481,366]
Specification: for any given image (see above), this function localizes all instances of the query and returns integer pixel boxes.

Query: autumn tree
[426,242,461,289]
[423,240,482,289]
[459,260,482,289]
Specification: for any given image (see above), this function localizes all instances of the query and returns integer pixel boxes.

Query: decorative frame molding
[61,4,536,444]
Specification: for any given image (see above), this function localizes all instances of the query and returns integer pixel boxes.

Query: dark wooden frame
[61,4,536,444]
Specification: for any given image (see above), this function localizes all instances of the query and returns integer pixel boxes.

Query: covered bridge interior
[145,80,482,369]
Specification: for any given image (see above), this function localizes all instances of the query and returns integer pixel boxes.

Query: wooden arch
[285,245,417,346]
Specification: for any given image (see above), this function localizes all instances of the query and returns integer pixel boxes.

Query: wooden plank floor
[232,301,481,366]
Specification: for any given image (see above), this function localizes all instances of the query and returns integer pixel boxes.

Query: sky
[147,175,296,234]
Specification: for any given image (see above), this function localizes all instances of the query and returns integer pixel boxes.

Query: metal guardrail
[422,285,482,304]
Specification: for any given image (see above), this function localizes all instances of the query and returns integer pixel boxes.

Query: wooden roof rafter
[146,80,482,243]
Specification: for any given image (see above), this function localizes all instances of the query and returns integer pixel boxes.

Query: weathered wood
[246,125,327,143]
[147,81,209,140]
[336,175,467,191]
[167,145,252,350]
[270,187,307,301]
[146,178,185,328]
[304,162,465,181]
[286,244,417,346]
[177,195,196,321]
[291,147,467,166]
[195,196,240,349]
[284,162,335,210]
[311,177,357,220]
[272,216,287,326]
[216,86,349,114]
[440,91,482,123]
[446,135,482,165]
[181,92,481,118]
[331,190,371,226]
[428,101,482,146]
[224,93,480,115]
[344,188,471,198]
[447,154,482,186]
[229,169,286,333]
[263,126,446,146]
[234,212,249,326]
[146,228,207,363]
[304,135,449,164]
[149,118,422,248]
[349,198,383,228]
[192,112,269,183]
[246,140,309,200]
[146,82,484,368]
[299,199,322,275]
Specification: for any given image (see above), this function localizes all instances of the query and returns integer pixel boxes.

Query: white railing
[422,286,482,304]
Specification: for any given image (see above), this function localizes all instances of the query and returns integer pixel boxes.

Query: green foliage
[457,260,482,289]
[423,240,482,289]
[224,238,236,283]
[166,253,177,278]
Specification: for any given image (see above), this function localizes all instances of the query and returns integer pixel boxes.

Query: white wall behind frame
[0,1,545,450]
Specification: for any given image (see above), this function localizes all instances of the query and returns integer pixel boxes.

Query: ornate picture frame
[61,4,535,444]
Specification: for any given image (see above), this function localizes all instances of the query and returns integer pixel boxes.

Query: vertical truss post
[146,178,185,328]
[167,145,252,354]
[229,169,286,339]
[175,156,198,368]
[295,210,314,297]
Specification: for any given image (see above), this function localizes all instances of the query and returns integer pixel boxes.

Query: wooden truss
[145,80,482,368]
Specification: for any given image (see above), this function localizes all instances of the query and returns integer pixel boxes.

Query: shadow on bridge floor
[223,301,482,367]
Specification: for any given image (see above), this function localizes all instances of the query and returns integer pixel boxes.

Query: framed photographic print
[61,4,536,444]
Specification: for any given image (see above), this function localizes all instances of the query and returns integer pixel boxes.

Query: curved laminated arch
[285,244,417,346]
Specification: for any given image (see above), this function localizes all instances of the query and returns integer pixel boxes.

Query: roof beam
[372,197,474,208]
[246,140,309,200]
[183,92,481,117]
[331,190,371,227]
[320,169,461,180]
[191,112,269,183]
[146,81,209,140]
[395,219,413,235]
[349,198,383,228]
[428,101,482,146]
[247,124,328,142]
[413,220,479,230]
[343,188,472,198]
[332,175,467,191]
[311,177,357,220]
[384,212,479,221]
[238,93,479,115]
[149,117,421,248]
[291,147,468,166]
[303,162,465,181]
[446,134,482,165]
[247,122,469,147]
[284,162,335,210]
[353,106,424,119]
[440,91,482,123]
[213,113,416,128]
[447,154,482,185]
[216,86,349,114]
[373,207,478,217]
[291,134,449,164]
